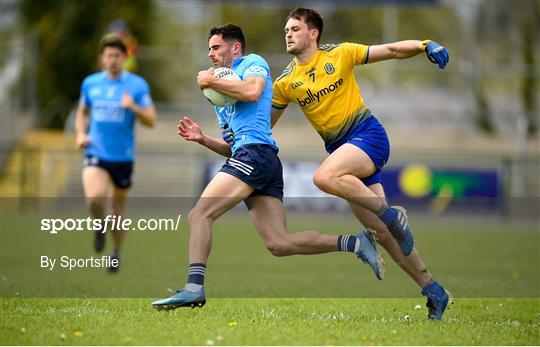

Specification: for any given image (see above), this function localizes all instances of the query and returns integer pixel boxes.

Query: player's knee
[188,206,216,226]
[313,170,336,193]
[188,208,206,225]
[188,208,204,225]
[265,240,290,257]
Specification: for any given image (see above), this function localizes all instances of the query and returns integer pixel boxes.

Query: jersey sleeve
[79,78,91,107]
[243,55,270,80]
[134,79,153,108]
[272,80,289,109]
[341,42,370,66]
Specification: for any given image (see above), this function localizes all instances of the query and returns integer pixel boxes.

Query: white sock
[354,238,360,253]
[184,283,203,292]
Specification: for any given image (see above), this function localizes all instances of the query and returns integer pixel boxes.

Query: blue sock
[186,263,206,287]
[421,279,444,297]
[337,235,360,253]
[376,204,398,227]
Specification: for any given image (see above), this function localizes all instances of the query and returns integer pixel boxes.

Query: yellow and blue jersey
[80,71,152,161]
[272,43,372,149]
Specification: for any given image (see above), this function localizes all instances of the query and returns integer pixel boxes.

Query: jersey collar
[101,70,129,81]
[231,56,245,68]
[294,50,320,66]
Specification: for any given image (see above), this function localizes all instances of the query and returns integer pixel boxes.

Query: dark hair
[208,23,245,54]
[287,7,324,45]
[100,35,127,54]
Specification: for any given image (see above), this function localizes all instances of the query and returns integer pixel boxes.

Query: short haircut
[208,24,245,54]
[100,35,127,54]
[287,7,324,45]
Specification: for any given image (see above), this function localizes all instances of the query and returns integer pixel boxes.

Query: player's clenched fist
[422,40,449,70]
[121,92,135,109]
[197,68,216,89]
[76,133,90,148]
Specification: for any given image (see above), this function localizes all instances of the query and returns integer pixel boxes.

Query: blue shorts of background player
[326,115,390,187]
[83,155,133,189]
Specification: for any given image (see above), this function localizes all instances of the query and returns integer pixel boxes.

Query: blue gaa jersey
[80,71,152,162]
[214,54,278,154]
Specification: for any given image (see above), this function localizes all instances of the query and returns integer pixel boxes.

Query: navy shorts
[326,115,390,186]
[220,144,284,202]
[83,155,133,189]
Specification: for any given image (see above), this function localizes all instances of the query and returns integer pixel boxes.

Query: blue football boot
[152,287,206,310]
[356,229,385,280]
[388,206,415,256]
[424,288,453,320]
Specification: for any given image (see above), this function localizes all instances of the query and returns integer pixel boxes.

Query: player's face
[101,47,126,75]
[284,17,317,55]
[208,34,237,68]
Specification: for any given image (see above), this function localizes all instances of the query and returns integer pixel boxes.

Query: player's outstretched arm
[367,40,449,69]
[74,101,90,149]
[178,116,232,157]
[198,68,266,103]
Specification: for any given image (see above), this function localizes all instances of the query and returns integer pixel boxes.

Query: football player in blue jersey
[75,36,157,273]
[151,24,385,311]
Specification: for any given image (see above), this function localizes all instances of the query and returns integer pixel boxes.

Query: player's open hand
[424,40,449,70]
[196,68,215,89]
[121,92,135,109]
[178,116,204,143]
[76,133,90,149]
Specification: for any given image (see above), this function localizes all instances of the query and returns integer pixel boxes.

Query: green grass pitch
[1,207,539,345]
[2,298,538,345]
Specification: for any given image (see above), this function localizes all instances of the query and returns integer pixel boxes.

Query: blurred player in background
[152,24,384,311]
[271,7,451,320]
[75,36,156,273]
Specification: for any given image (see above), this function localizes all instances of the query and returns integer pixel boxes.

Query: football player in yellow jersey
[271,8,451,320]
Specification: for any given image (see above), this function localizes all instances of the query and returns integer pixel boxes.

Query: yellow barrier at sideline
[1,130,76,197]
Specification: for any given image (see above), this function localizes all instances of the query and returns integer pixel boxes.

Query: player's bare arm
[75,101,90,148]
[178,116,232,157]
[368,39,449,69]
[197,69,265,103]
[367,40,424,62]
[121,92,157,127]
[271,107,285,129]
